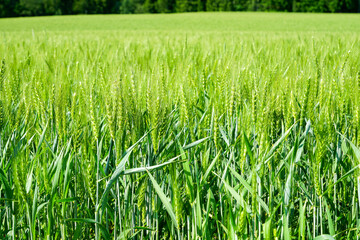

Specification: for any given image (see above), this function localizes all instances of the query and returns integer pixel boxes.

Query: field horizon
[1,12,360,33]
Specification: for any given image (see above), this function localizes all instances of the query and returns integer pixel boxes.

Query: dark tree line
[1,0,360,17]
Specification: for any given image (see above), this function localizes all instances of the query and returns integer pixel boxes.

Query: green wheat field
[1,12,360,239]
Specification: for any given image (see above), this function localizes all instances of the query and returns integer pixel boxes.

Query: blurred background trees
[0,0,360,17]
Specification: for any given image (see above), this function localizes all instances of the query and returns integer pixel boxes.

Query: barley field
[1,13,360,239]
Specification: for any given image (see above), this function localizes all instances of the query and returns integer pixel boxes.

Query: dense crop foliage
[1,13,360,239]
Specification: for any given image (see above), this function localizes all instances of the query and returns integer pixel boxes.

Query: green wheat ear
[180,85,189,125]
[151,96,160,153]
[0,59,5,90]
[89,84,98,145]
[238,208,247,234]
[213,111,219,150]
[138,176,148,225]
[105,81,116,141]
[13,157,28,204]
[251,81,258,129]
[0,100,3,130]
[228,82,235,123]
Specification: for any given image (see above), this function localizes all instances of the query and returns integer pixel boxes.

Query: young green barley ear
[355,107,360,145]
[151,96,160,152]
[318,78,325,114]
[0,59,5,90]
[55,83,67,142]
[138,176,148,225]
[0,100,3,129]
[314,125,327,197]
[356,74,360,145]
[49,83,55,129]
[105,88,116,141]
[89,84,98,145]
[3,76,12,126]
[180,85,189,125]
[13,157,27,204]
[12,71,20,102]
[130,73,137,111]
[79,81,86,122]
[146,78,151,116]
[0,61,4,129]
[115,86,124,162]
[70,92,81,151]
[170,165,182,227]
[237,89,243,133]
[202,105,211,138]
[70,92,77,124]
[213,111,219,150]
[35,81,45,124]
[54,85,61,139]
[84,156,96,205]
[290,90,297,124]
[160,65,166,103]
[252,81,258,129]
[42,157,50,194]
[15,100,25,130]
[300,77,311,129]
[201,69,206,92]
[238,208,247,235]
[229,81,235,123]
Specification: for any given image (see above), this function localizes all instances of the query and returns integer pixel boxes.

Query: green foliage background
[1,0,360,17]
